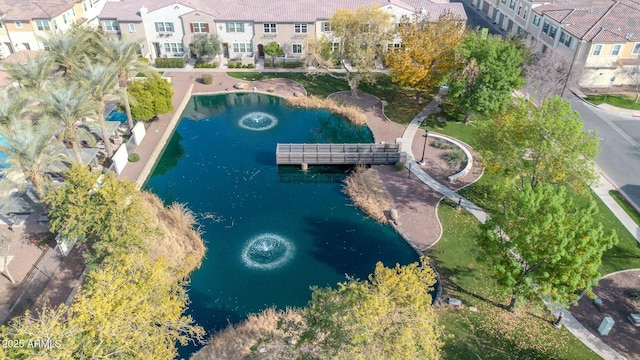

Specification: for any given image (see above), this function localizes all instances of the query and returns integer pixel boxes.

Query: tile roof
[534,0,640,42]
[100,0,147,22]
[0,0,79,21]
[100,0,465,23]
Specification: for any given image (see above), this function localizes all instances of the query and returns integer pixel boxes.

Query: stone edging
[428,133,474,182]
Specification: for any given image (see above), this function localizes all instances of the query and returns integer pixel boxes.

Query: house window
[522,7,527,19]
[35,20,51,31]
[292,44,302,54]
[559,31,572,47]
[226,22,244,32]
[294,23,307,34]
[163,43,184,53]
[542,21,549,34]
[509,0,516,10]
[633,43,640,55]
[63,15,67,24]
[501,0,506,4]
[22,43,30,50]
[53,20,58,30]
[129,24,136,33]
[232,43,252,53]
[548,26,557,39]
[517,5,522,16]
[331,42,340,52]
[264,23,276,33]
[191,22,208,33]
[321,21,331,32]
[592,44,602,56]
[155,22,174,32]
[611,44,621,56]
[83,2,87,11]
[104,20,119,31]
[533,14,540,26]
[0,22,3,28]
[14,21,22,28]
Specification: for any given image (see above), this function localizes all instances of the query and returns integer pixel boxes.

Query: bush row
[155,58,185,68]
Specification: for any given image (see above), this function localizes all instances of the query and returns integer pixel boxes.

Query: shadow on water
[151,131,185,177]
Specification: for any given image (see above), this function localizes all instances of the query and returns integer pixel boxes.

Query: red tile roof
[534,0,640,42]
[0,0,79,21]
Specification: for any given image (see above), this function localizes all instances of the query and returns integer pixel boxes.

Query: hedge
[155,58,185,68]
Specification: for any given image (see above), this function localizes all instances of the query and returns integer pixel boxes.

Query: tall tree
[385,13,465,101]
[189,33,222,61]
[102,40,153,131]
[476,96,600,192]
[43,29,90,75]
[293,260,442,359]
[263,41,284,67]
[74,62,120,157]
[3,52,57,92]
[448,32,527,121]
[306,7,393,97]
[45,165,146,264]
[40,84,97,164]
[0,120,68,200]
[0,251,205,360]
[478,181,617,311]
[524,50,583,102]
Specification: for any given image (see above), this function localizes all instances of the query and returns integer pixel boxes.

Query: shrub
[128,153,140,162]
[155,58,185,68]
[343,165,392,223]
[267,87,275,93]
[194,60,217,69]
[283,61,304,69]
[443,149,467,169]
[202,74,213,85]
[431,138,456,150]
[286,96,367,126]
[247,63,254,69]
[128,77,174,121]
[395,161,405,171]
[138,57,149,63]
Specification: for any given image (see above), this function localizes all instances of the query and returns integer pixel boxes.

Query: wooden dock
[276,143,400,165]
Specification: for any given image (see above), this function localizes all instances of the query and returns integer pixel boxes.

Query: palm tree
[3,52,57,92]
[0,119,68,200]
[44,29,90,75]
[40,84,97,164]
[102,40,153,132]
[74,62,120,157]
[0,93,27,128]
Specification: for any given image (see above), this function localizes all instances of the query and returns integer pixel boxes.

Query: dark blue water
[145,93,420,357]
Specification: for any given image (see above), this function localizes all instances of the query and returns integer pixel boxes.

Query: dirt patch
[569,270,640,359]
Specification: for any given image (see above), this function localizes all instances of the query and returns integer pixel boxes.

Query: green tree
[306,7,393,97]
[189,33,222,61]
[0,120,68,200]
[448,32,527,121]
[43,29,90,75]
[127,76,174,121]
[0,251,205,360]
[40,84,97,164]
[478,181,617,311]
[294,260,442,359]
[45,165,146,263]
[476,96,600,192]
[75,62,120,157]
[385,13,465,101]
[3,52,57,92]
[103,39,153,131]
[263,41,284,67]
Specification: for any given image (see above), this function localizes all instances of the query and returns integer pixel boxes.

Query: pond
[144,93,422,356]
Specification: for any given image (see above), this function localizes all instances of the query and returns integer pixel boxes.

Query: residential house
[469,0,640,87]
[98,0,466,63]
[99,0,150,58]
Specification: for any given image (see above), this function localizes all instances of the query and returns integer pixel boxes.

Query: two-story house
[0,0,109,59]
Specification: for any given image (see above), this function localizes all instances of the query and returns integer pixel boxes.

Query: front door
[258,44,265,58]
[153,42,161,58]
[223,43,229,58]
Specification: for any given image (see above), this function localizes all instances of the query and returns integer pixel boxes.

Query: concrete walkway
[398,97,629,360]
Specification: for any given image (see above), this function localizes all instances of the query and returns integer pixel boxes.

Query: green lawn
[585,94,640,110]
[432,202,600,360]
[226,72,425,124]
[609,190,640,227]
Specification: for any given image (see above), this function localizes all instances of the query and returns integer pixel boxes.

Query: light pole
[418,129,429,166]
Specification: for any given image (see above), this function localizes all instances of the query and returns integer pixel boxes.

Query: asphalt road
[567,93,640,209]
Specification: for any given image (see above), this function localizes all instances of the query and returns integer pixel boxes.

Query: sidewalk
[571,87,640,119]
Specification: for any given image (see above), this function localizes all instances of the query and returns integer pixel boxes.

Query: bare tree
[524,50,584,102]
[618,58,640,103]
